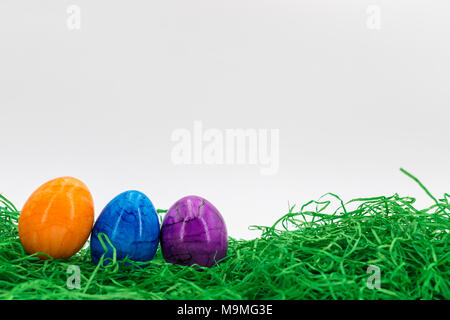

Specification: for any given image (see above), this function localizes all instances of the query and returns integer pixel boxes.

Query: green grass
[0,169,449,300]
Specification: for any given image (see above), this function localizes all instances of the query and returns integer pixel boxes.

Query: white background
[0,1,449,239]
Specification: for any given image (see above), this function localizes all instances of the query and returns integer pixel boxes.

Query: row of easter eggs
[18,177,228,268]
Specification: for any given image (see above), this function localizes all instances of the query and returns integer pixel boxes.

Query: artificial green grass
[0,169,449,300]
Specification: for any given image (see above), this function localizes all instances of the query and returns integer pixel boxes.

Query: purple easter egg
[160,195,228,268]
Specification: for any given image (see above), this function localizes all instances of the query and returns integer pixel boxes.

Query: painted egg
[18,177,94,260]
[90,190,160,265]
[160,195,228,268]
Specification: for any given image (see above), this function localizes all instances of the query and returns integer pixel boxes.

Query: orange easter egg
[18,177,94,260]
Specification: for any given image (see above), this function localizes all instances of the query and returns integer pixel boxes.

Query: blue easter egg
[90,190,160,265]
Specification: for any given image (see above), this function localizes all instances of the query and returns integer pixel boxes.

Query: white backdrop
[0,0,449,239]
